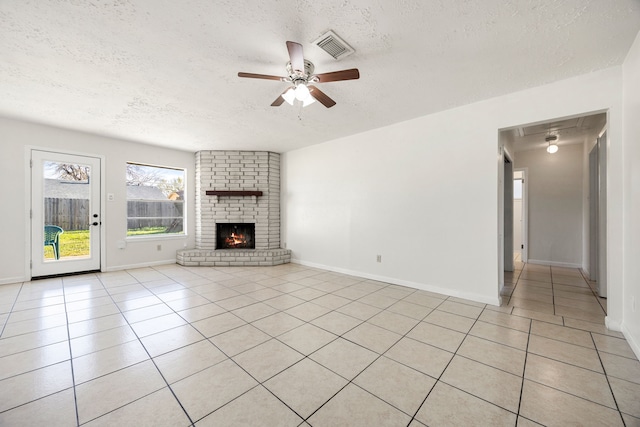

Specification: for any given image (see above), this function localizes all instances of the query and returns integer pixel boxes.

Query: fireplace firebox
[216,223,255,249]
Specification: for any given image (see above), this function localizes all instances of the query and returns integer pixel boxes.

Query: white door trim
[28,147,106,279]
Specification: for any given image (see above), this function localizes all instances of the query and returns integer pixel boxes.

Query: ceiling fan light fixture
[302,95,316,107]
[281,88,295,105]
[294,83,310,101]
[238,40,359,109]
[547,144,559,154]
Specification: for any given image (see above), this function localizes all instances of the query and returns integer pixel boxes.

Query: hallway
[503,261,607,326]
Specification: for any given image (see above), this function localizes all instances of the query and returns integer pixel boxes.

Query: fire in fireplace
[216,223,255,249]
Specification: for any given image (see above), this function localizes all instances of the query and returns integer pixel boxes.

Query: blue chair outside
[44,225,64,260]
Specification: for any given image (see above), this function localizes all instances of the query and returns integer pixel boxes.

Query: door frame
[503,154,514,272]
[497,141,515,298]
[596,130,608,298]
[514,167,528,263]
[498,111,609,308]
[25,146,106,279]
[589,144,599,281]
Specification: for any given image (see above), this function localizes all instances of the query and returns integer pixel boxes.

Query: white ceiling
[1,0,639,153]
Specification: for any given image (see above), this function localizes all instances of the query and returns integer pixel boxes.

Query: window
[126,162,185,237]
[514,178,523,200]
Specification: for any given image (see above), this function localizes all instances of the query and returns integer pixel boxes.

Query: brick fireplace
[176,150,291,266]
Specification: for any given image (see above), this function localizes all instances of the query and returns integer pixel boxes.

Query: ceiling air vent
[312,30,355,60]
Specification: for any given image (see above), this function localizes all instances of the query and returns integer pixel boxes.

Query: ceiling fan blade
[286,41,305,73]
[238,72,284,81]
[308,85,336,108]
[271,88,292,107]
[313,68,360,83]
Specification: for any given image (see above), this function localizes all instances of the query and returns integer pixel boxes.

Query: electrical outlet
[376,255,382,263]
[157,244,162,251]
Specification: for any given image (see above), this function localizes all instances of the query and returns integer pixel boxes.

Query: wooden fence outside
[44,198,90,230]
[126,199,184,232]
[45,198,184,232]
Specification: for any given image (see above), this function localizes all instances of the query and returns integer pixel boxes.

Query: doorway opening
[513,169,526,264]
[498,112,608,303]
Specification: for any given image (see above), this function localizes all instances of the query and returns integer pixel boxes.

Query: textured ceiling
[0,0,639,153]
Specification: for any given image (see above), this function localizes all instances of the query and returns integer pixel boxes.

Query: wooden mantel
[205,190,263,197]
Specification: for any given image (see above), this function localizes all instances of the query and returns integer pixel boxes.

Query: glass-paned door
[31,150,101,277]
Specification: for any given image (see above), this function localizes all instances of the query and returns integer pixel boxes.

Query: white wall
[283,66,624,312]
[0,117,195,284]
[514,144,584,268]
[622,31,640,358]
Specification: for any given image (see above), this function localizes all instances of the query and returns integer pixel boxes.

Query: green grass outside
[126,226,173,236]
[44,229,90,259]
[44,227,179,259]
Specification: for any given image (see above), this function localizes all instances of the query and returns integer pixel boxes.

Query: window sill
[126,234,187,242]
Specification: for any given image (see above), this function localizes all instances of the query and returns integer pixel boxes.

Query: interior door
[31,150,101,277]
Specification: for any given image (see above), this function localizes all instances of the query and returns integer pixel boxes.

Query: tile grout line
[145,266,314,425]
[503,262,523,308]
[590,331,628,426]
[136,265,307,424]
[190,277,443,424]
[579,268,608,316]
[406,303,507,425]
[275,296,395,423]
[0,281,79,419]
[0,282,24,338]
[184,266,533,424]
[515,316,533,424]
[549,265,557,318]
[300,291,451,424]
[92,271,197,427]
[61,277,82,427]
[2,263,634,425]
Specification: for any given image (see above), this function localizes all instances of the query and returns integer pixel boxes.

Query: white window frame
[125,162,186,239]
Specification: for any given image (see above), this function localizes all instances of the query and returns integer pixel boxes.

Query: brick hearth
[176,150,291,266]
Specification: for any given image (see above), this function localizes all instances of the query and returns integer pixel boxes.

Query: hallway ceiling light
[545,134,559,154]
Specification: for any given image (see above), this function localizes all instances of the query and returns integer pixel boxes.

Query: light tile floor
[0,262,639,426]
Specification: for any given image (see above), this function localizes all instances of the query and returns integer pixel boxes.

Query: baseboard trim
[0,261,179,283]
[621,322,640,361]
[103,259,177,272]
[605,316,622,332]
[292,258,500,306]
[527,259,582,269]
[0,276,27,286]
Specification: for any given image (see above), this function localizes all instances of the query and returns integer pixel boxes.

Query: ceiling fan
[238,41,360,108]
